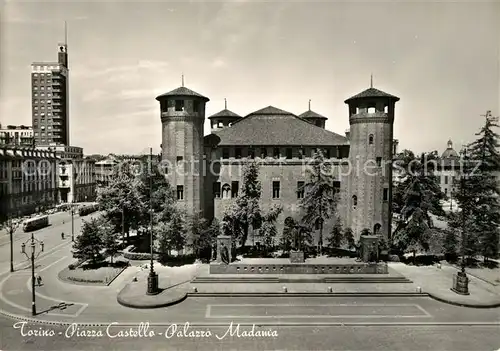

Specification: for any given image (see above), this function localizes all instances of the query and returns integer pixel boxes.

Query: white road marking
[40,256,67,272]
[205,303,432,319]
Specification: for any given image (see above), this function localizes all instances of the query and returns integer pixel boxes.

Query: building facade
[158,84,400,244]
[0,145,58,219]
[35,145,96,204]
[31,42,69,146]
[0,124,34,147]
[95,157,119,188]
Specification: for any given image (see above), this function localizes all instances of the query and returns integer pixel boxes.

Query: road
[0,210,100,269]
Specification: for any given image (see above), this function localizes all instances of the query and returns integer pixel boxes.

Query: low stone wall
[209,262,388,274]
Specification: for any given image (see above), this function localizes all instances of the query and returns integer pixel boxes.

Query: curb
[116,291,187,309]
[427,292,500,309]
[187,292,429,298]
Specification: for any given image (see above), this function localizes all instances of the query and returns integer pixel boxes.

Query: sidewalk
[390,262,500,308]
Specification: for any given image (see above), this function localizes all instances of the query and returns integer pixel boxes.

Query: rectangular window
[175,100,184,111]
[177,156,183,163]
[222,148,230,159]
[177,185,184,200]
[311,148,317,157]
[444,176,448,185]
[376,157,382,167]
[445,188,448,195]
[383,188,388,201]
[299,148,305,159]
[260,147,268,158]
[272,181,280,199]
[193,100,200,113]
[333,181,341,195]
[231,181,239,198]
[325,148,331,159]
[286,148,293,159]
[248,148,255,159]
[213,182,221,198]
[297,181,305,199]
[273,148,280,159]
[235,147,242,159]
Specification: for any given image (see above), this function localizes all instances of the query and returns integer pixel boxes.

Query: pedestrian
[61,232,65,240]
[37,275,42,286]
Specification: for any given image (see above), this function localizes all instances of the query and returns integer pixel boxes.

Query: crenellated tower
[156,83,209,217]
[344,80,400,241]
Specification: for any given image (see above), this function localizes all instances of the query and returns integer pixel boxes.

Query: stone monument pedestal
[360,235,379,262]
[289,251,305,263]
[451,270,470,295]
[216,235,232,264]
[146,272,159,295]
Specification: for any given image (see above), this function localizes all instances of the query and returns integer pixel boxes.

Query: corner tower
[156,85,209,217]
[344,82,400,241]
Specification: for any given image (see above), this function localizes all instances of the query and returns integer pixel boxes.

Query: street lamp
[71,204,75,242]
[452,147,470,295]
[21,232,44,316]
[146,147,158,295]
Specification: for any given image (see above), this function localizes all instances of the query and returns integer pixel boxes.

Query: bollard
[282,286,287,293]
[192,287,198,293]
[328,286,332,293]
[416,286,422,293]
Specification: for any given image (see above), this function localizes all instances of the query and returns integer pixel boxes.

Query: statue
[220,243,229,265]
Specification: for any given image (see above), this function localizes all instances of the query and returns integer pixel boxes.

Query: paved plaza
[0,211,499,350]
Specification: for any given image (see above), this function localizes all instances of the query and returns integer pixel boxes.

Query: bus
[23,215,49,232]
[78,203,100,217]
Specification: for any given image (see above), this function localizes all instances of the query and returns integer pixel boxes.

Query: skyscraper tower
[344,79,400,241]
[31,23,69,146]
[156,82,210,217]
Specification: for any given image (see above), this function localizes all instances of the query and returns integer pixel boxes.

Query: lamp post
[452,147,470,295]
[21,232,44,316]
[71,205,75,242]
[146,147,158,295]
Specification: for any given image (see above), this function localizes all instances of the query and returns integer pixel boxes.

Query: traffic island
[117,276,188,309]
[58,260,129,286]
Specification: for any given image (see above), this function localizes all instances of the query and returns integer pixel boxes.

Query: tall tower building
[31,27,69,146]
[345,81,400,241]
[156,84,209,218]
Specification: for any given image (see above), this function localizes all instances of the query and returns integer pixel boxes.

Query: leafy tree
[343,228,356,251]
[100,217,120,264]
[156,208,186,263]
[281,217,313,252]
[360,228,372,237]
[258,205,283,253]
[230,162,263,247]
[300,149,338,255]
[326,220,344,250]
[190,215,221,261]
[442,228,459,262]
[72,218,104,265]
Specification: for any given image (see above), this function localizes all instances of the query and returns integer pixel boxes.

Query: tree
[343,228,356,251]
[443,228,459,262]
[1,216,20,272]
[72,218,104,265]
[281,217,313,252]
[156,208,186,263]
[190,215,221,261]
[466,112,500,262]
[230,162,263,247]
[300,149,338,255]
[258,205,283,254]
[392,151,446,259]
[100,217,120,264]
[326,220,344,251]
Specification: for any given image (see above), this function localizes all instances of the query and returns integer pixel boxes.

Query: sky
[0,0,499,156]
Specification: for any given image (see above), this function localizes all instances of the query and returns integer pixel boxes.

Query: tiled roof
[155,86,209,101]
[208,109,241,119]
[344,87,400,103]
[214,105,347,146]
[299,110,327,120]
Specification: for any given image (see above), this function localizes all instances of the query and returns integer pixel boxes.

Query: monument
[216,235,232,264]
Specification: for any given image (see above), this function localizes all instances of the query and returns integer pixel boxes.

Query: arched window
[222,183,231,199]
[352,195,357,208]
[368,134,374,145]
[373,223,381,235]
